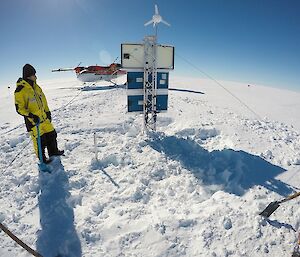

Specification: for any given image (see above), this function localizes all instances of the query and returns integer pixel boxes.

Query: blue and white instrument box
[127,71,169,112]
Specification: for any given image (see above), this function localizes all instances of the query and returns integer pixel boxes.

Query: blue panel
[157,72,169,89]
[128,95,143,112]
[147,72,169,89]
[127,72,144,89]
[127,95,168,112]
[127,72,169,89]
[157,95,168,111]
[127,72,169,112]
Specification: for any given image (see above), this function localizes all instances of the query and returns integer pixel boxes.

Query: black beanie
[23,64,36,79]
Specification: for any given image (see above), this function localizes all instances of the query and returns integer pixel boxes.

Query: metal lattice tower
[143,35,158,131]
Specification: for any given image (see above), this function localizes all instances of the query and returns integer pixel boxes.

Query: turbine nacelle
[144,4,170,28]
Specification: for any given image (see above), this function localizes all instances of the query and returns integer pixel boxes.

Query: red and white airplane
[52,63,126,85]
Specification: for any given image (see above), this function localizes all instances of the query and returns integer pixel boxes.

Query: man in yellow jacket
[14,64,64,164]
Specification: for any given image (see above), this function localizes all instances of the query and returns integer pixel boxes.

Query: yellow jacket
[14,78,53,133]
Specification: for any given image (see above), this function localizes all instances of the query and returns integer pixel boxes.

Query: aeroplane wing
[52,67,75,72]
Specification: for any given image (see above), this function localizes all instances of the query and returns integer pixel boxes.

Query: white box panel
[156,45,174,70]
[121,43,174,69]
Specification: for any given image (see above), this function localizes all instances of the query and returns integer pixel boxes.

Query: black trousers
[40,130,59,161]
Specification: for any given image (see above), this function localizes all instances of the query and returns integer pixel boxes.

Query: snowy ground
[0,75,299,257]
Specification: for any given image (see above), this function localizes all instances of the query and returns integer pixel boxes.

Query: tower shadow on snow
[148,135,292,196]
[37,157,82,257]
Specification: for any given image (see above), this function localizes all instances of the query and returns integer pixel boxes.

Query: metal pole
[36,123,50,172]
[143,35,158,132]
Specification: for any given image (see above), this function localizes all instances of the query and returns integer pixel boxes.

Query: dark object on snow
[259,201,280,218]
[292,249,300,257]
[292,231,300,257]
[259,191,300,218]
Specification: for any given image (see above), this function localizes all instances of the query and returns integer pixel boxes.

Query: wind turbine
[144,4,170,36]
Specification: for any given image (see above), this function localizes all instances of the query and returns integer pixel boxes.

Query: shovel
[36,122,50,173]
[259,191,300,218]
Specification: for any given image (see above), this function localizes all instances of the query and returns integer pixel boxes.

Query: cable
[176,53,264,120]
[2,88,84,173]
[52,88,84,113]
[176,53,299,184]
[2,139,31,174]
[2,124,24,135]
[0,222,43,257]
[3,82,83,136]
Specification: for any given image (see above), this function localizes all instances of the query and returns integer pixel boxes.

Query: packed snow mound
[0,77,300,256]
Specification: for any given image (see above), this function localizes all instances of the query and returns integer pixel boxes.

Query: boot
[46,130,64,157]
[39,136,52,164]
[51,150,65,156]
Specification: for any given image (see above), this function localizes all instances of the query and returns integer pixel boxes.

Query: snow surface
[0,76,300,257]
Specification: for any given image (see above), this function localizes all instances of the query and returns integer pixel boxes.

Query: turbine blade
[144,19,153,26]
[161,19,171,26]
[155,4,159,15]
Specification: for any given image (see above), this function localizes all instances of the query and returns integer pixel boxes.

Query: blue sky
[0,0,300,91]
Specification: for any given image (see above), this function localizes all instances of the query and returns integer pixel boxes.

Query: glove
[28,113,40,124]
[46,111,52,122]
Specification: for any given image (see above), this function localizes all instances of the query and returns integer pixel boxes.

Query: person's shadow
[36,157,82,257]
[148,134,293,196]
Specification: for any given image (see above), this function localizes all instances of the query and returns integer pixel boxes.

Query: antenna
[122,3,174,132]
[144,4,170,35]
